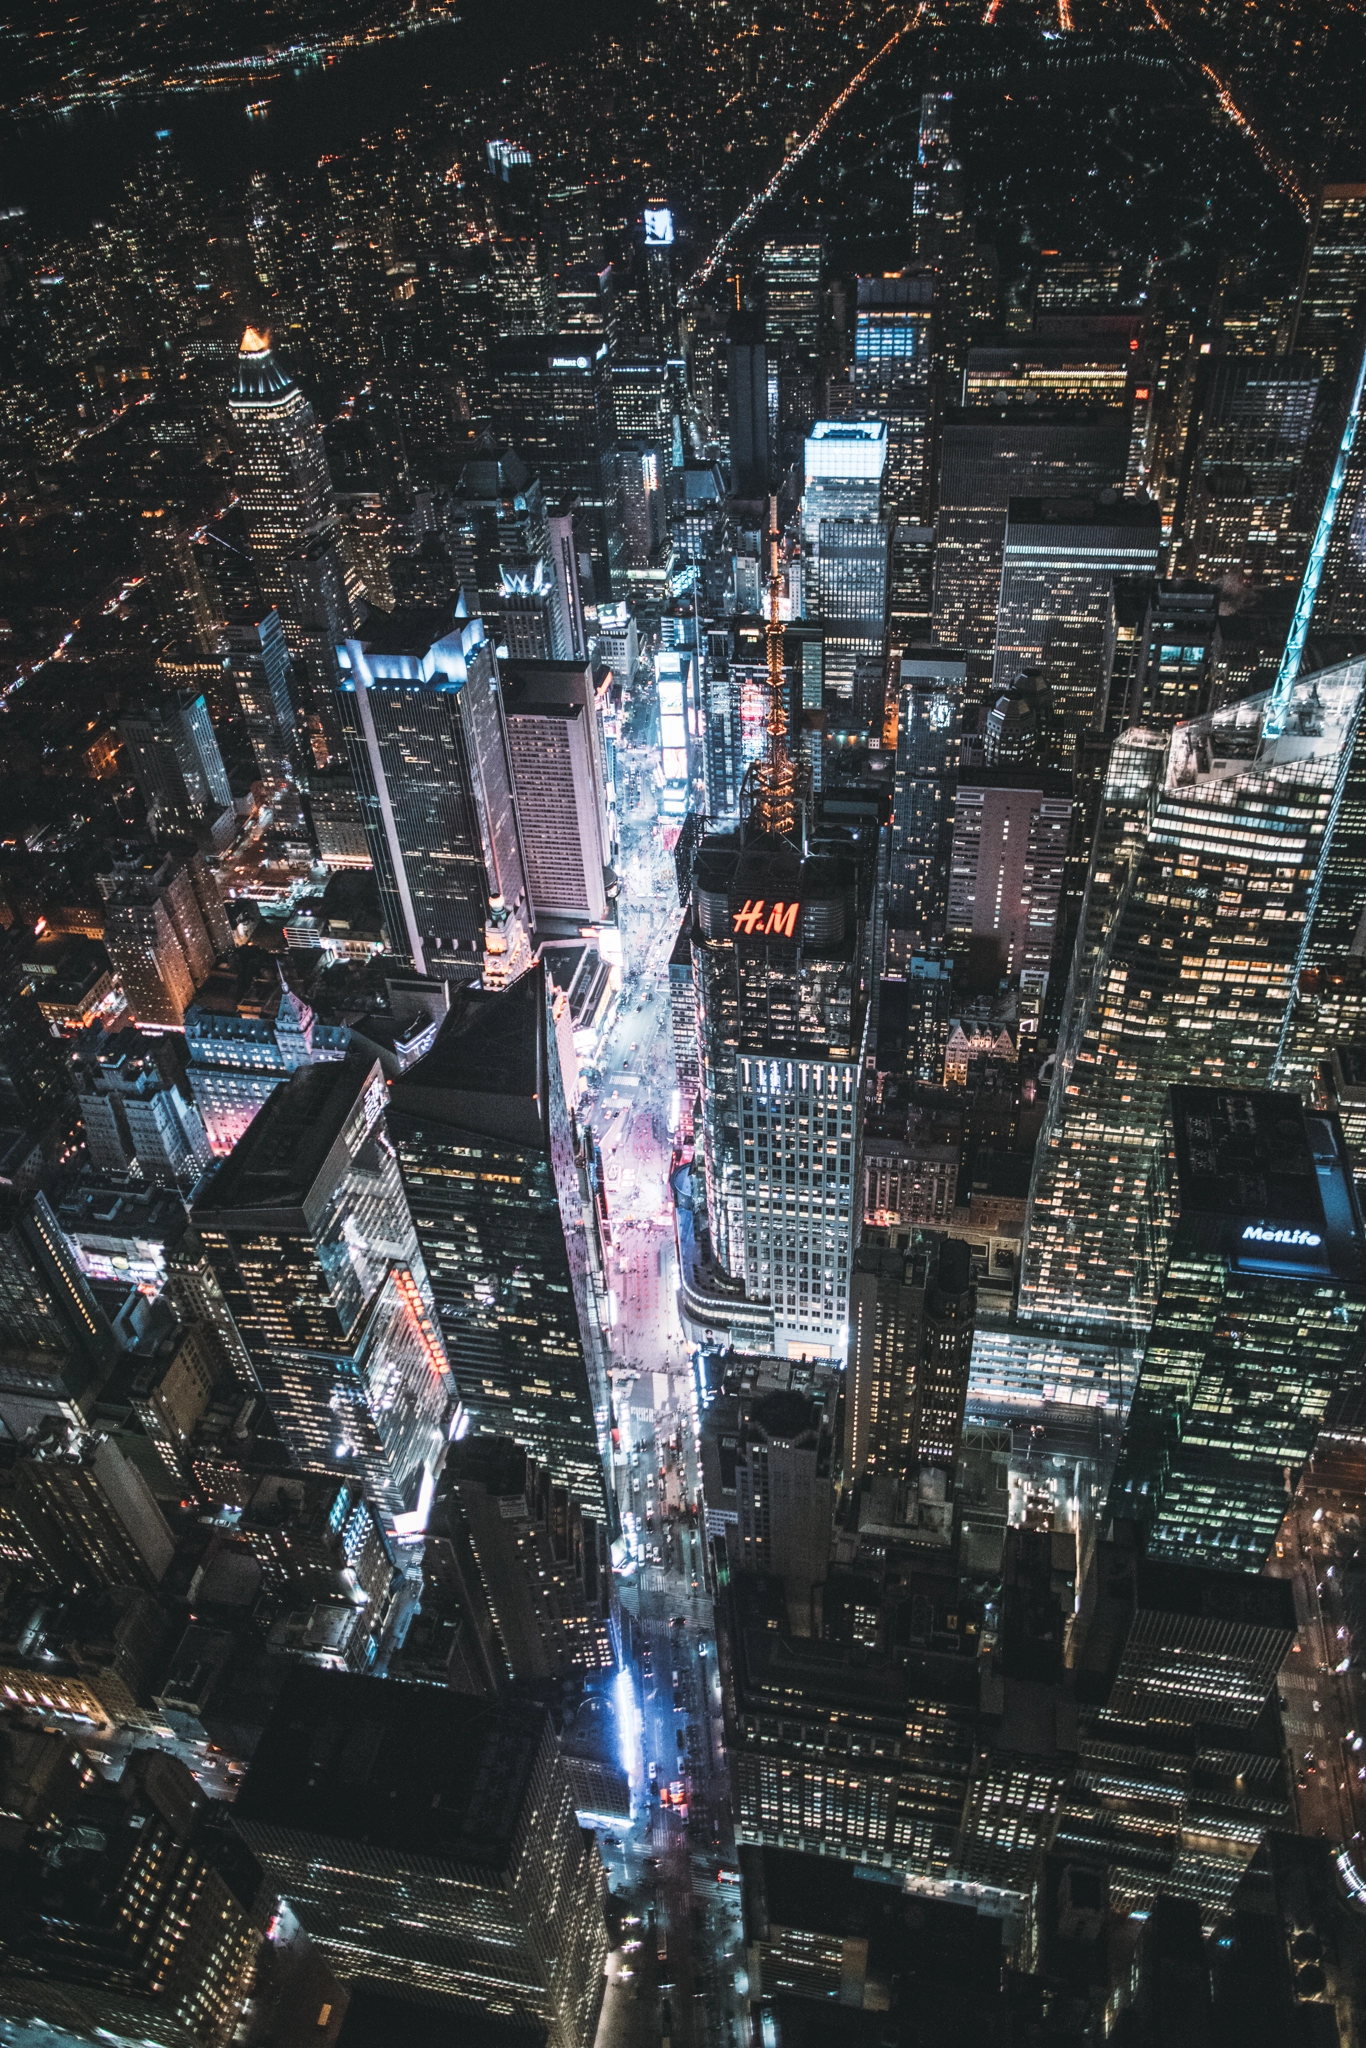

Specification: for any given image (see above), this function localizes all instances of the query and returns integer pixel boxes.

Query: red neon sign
[732,899,800,937]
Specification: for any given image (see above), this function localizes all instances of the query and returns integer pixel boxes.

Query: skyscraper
[234,1672,608,2048]
[501,657,613,928]
[193,1053,456,1541]
[490,335,621,601]
[1291,182,1366,376]
[763,238,823,355]
[932,408,1129,692]
[335,608,532,979]
[1176,354,1321,586]
[222,608,297,778]
[226,329,357,730]
[0,1191,117,1439]
[947,772,1073,983]
[1110,1087,1366,1572]
[991,495,1163,757]
[801,420,889,700]
[850,274,935,519]
[1019,655,1366,1340]
[75,1033,214,1188]
[98,849,231,1029]
[690,822,870,1360]
[120,692,235,849]
[888,650,964,944]
[845,1236,975,1484]
[727,315,771,499]
[387,964,610,1517]
[441,1435,614,1681]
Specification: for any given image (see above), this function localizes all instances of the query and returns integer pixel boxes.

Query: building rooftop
[192,1053,382,1224]
[387,965,549,1150]
[1168,1085,1365,1281]
[234,1668,549,1865]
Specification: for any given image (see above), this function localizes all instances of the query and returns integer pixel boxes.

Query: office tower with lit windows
[1177,354,1322,586]
[1291,183,1366,376]
[763,239,823,355]
[1115,582,1219,731]
[501,657,613,928]
[947,773,1073,983]
[234,1672,608,2048]
[1019,656,1366,1341]
[0,1191,116,1440]
[387,964,610,1518]
[193,1054,456,1542]
[932,408,1128,692]
[490,336,621,601]
[446,431,553,642]
[98,848,231,1030]
[690,823,869,1360]
[75,1034,213,1189]
[964,341,1135,414]
[801,420,889,700]
[845,1237,975,1485]
[120,692,235,849]
[888,650,964,943]
[1110,1087,1366,1572]
[610,355,673,444]
[724,1570,978,1878]
[441,1435,613,1681]
[850,275,935,519]
[226,329,357,725]
[992,496,1163,757]
[185,959,350,1155]
[223,608,297,778]
[616,442,666,565]
[335,609,532,979]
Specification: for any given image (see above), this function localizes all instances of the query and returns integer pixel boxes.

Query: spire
[229,327,297,410]
[750,493,798,841]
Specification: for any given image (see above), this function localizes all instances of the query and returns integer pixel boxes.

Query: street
[583,707,749,2048]
[1270,1477,1366,1853]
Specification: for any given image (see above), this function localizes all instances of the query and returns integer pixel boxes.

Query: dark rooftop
[387,964,549,1150]
[191,1052,381,1223]
[234,1669,549,1866]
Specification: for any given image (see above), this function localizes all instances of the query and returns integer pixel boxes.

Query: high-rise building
[888,650,964,943]
[193,1053,456,1542]
[932,408,1129,692]
[763,238,823,355]
[690,821,870,1360]
[98,849,231,1030]
[1114,581,1219,731]
[222,608,297,778]
[735,1388,833,1622]
[75,1033,214,1188]
[233,1672,608,2048]
[119,693,235,850]
[184,957,350,1155]
[992,496,1163,756]
[963,341,1134,413]
[387,964,610,1517]
[727,316,771,498]
[845,1236,976,1484]
[849,275,935,519]
[445,431,553,645]
[801,420,889,699]
[1291,182,1366,377]
[612,355,673,445]
[441,1435,613,1681]
[616,442,666,565]
[947,772,1073,983]
[1019,655,1366,1340]
[490,335,621,600]
[0,1191,116,1439]
[1110,1087,1366,1571]
[335,608,532,978]
[226,329,357,729]
[1177,354,1321,586]
[501,657,613,928]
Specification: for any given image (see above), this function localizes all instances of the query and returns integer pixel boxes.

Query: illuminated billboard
[644,207,675,247]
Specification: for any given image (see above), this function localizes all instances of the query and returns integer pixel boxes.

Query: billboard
[644,206,675,247]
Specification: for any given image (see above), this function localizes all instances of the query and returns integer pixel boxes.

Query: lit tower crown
[750,493,798,840]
